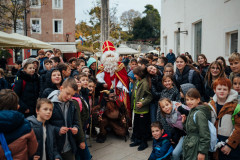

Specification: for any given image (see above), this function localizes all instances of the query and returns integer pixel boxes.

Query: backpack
[0,133,13,160]
[72,97,83,112]
[12,80,26,92]
[193,109,217,152]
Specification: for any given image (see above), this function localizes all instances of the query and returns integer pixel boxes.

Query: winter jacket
[39,70,47,96]
[160,86,181,102]
[131,77,152,114]
[47,90,80,154]
[0,78,8,90]
[204,80,215,102]
[183,105,211,160]
[41,68,62,98]
[209,89,240,149]
[0,110,38,160]
[166,53,176,64]
[165,102,189,130]
[148,132,171,160]
[197,63,209,79]
[174,65,203,96]
[150,74,164,102]
[14,71,39,116]
[27,116,62,160]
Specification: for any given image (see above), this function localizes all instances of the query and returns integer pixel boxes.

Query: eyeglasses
[211,67,220,70]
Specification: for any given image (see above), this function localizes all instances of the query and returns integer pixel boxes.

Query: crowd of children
[0,48,240,160]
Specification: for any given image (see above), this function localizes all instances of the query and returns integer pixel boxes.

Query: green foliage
[132,4,161,44]
[0,49,12,59]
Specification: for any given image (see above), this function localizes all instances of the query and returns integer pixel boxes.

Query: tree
[0,0,31,33]
[120,9,141,33]
[131,4,161,44]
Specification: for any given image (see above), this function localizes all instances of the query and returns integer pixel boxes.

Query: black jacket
[174,65,203,96]
[41,69,62,98]
[48,90,80,154]
[27,116,62,160]
[204,81,215,102]
[14,71,39,116]
[151,74,164,102]
[39,70,47,96]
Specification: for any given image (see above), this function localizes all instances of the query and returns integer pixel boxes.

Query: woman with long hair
[197,54,210,78]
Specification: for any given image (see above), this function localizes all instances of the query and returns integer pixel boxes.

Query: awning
[0,31,53,49]
[116,44,139,55]
[0,31,28,48]
[49,42,77,53]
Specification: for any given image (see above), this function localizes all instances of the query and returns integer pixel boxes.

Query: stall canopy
[0,31,53,49]
[116,44,139,55]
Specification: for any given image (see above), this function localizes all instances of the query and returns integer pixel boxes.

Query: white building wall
[161,0,240,63]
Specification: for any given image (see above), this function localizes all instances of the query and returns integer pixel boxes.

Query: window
[31,0,41,7]
[53,19,63,34]
[194,21,202,61]
[226,31,238,55]
[52,0,63,9]
[31,18,41,33]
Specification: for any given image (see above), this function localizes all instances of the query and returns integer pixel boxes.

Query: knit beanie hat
[128,70,136,81]
[87,57,96,68]
[180,83,196,96]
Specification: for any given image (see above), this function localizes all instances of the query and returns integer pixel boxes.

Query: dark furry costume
[95,91,129,143]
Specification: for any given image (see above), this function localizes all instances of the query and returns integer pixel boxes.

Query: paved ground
[88,134,152,160]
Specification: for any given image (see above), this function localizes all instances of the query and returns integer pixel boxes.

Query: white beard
[101,51,119,76]
[103,59,118,76]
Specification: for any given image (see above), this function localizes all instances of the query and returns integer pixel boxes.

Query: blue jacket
[149,132,171,160]
[166,53,176,64]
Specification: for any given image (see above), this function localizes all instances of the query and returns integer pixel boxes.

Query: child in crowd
[39,59,53,94]
[81,66,90,77]
[11,60,22,75]
[41,68,62,98]
[197,54,210,78]
[209,78,240,160]
[216,56,232,77]
[182,88,210,160]
[156,75,181,132]
[69,57,79,77]
[76,59,86,73]
[0,68,8,90]
[157,57,168,72]
[232,73,240,103]
[138,58,149,69]
[27,98,61,160]
[73,76,92,160]
[14,60,39,117]
[159,98,189,160]
[47,78,80,160]
[147,64,164,123]
[130,66,152,151]
[87,57,97,76]
[44,59,53,71]
[128,58,138,72]
[228,52,240,83]
[0,89,38,160]
[57,63,71,80]
[148,121,172,160]
[204,61,226,102]
[37,50,48,73]
[50,56,61,68]
[163,63,174,76]
[127,70,136,98]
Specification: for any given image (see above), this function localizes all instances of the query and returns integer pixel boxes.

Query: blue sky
[75,0,161,24]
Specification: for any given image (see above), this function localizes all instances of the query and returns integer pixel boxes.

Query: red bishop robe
[97,62,131,118]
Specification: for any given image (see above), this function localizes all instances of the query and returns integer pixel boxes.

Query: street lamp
[175,22,188,35]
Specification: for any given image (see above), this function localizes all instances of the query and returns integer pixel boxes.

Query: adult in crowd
[166,49,176,65]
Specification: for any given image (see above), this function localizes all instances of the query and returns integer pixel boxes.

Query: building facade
[27,0,76,56]
[161,0,240,62]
